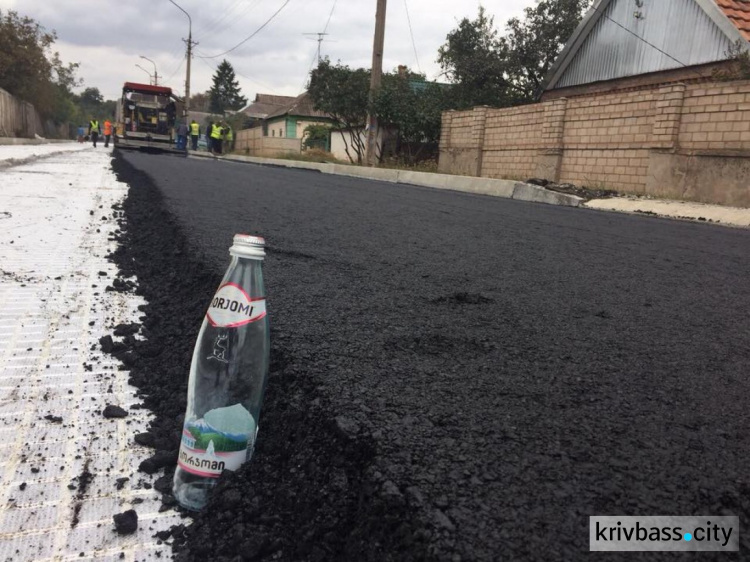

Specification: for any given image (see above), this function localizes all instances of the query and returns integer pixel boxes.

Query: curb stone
[188,151,584,208]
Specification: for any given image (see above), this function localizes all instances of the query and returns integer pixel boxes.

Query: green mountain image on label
[187,426,248,452]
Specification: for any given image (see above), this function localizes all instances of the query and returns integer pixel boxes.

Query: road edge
[189,152,584,208]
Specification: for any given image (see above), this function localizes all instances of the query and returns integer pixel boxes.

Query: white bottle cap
[229,234,266,259]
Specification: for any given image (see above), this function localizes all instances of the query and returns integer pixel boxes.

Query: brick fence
[235,127,301,157]
[439,79,750,207]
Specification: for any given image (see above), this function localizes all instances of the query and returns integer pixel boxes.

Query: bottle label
[206,283,266,328]
[177,417,254,478]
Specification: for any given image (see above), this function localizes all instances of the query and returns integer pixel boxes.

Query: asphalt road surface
[111,150,750,561]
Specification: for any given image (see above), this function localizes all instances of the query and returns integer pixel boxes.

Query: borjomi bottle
[172,234,270,511]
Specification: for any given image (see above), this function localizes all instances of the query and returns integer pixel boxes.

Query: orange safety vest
[103,121,113,135]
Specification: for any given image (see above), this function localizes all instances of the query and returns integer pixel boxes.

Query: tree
[503,0,592,100]
[209,60,247,114]
[437,6,512,109]
[308,58,370,163]
[437,1,591,108]
[79,87,103,106]
[190,91,211,112]
[0,9,80,120]
[373,70,447,163]
[302,124,330,150]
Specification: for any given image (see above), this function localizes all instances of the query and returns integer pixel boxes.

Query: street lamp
[168,0,193,117]
[135,64,153,84]
[140,55,158,85]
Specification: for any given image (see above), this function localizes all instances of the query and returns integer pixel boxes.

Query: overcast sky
[0,0,532,103]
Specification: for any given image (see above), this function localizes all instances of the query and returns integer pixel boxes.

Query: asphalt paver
[111,150,750,561]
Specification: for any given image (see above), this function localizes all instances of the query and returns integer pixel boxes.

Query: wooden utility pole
[365,0,387,166]
[185,30,193,117]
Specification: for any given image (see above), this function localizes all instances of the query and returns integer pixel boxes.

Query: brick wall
[679,83,750,149]
[439,78,750,206]
[481,105,544,180]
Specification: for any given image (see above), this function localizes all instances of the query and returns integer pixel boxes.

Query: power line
[298,0,338,94]
[403,0,421,73]
[164,57,185,84]
[196,50,280,95]
[192,0,244,40]
[323,0,338,34]
[194,0,263,43]
[299,49,319,95]
[198,0,293,59]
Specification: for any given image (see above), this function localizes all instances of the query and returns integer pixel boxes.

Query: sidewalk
[194,151,750,227]
[0,144,180,561]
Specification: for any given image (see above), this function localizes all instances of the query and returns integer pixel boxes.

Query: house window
[272,130,275,137]
[280,128,284,137]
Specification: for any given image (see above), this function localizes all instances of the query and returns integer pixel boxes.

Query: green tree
[503,0,592,100]
[308,58,370,163]
[302,123,330,150]
[79,87,103,106]
[374,70,447,163]
[0,9,80,121]
[437,6,512,109]
[438,1,591,108]
[209,60,247,114]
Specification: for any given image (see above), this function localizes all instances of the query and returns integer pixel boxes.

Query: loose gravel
[111,150,750,561]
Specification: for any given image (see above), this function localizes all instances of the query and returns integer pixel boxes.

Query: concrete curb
[194,152,584,208]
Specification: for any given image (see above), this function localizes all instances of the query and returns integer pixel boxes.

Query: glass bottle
[172,234,270,511]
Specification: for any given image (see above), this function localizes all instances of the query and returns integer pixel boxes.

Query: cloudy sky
[0,0,532,102]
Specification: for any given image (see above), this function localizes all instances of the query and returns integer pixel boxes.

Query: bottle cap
[230,234,265,259]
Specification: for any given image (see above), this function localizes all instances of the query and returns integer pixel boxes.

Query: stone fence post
[651,83,686,150]
[534,97,567,181]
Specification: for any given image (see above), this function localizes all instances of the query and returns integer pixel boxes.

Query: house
[438,0,750,207]
[263,92,335,145]
[240,94,298,129]
[542,0,750,99]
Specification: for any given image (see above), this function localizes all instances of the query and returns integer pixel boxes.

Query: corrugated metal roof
[544,0,749,91]
[716,0,750,40]
[556,0,734,88]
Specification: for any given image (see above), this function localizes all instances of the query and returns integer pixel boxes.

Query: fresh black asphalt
[111,150,750,561]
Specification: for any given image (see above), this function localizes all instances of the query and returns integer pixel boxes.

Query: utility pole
[365,0,387,166]
[169,0,195,117]
[184,31,195,117]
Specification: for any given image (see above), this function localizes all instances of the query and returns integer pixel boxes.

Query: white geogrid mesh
[0,145,184,561]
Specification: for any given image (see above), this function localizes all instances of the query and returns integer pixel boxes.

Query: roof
[240,94,297,118]
[265,92,331,120]
[543,0,750,92]
[716,0,750,40]
[123,82,173,96]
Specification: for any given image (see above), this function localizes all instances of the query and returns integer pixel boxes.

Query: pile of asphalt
[109,154,423,561]
[526,178,617,201]
[110,150,750,561]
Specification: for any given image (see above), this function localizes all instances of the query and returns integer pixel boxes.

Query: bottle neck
[223,255,265,298]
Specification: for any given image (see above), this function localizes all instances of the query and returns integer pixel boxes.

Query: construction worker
[189,119,200,151]
[223,123,234,153]
[103,118,113,148]
[88,117,101,148]
[176,121,188,151]
[210,121,223,155]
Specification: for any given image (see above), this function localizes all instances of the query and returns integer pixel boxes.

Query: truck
[115,82,181,151]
